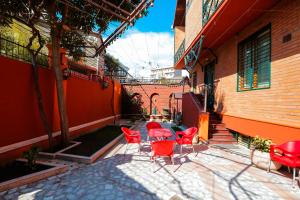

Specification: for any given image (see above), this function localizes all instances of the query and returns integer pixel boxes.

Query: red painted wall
[0,56,54,147]
[66,77,121,128]
[0,55,121,161]
[182,93,202,128]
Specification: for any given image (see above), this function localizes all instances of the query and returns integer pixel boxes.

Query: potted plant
[250,136,282,170]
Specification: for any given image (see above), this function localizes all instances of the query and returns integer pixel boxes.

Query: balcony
[175,0,279,69]
[174,39,185,64]
[202,0,224,26]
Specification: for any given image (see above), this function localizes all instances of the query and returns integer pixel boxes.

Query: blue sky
[104,0,176,36]
[106,0,180,78]
[132,0,176,33]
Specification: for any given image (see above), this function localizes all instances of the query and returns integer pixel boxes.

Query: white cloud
[106,30,175,78]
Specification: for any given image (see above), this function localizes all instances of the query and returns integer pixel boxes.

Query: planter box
[0,159,68,192]
[54,123,138,164]
[55,134,124,164]
[39,141,81,159]
[250,149,282,170]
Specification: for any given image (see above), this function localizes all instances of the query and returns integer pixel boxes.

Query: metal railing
[104,64,133,82]
[202,0,224,26]
[174,39,185,64]
[0,34,49,67]
[122,78,184,85]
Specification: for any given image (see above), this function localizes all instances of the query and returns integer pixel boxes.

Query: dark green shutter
[238,25,271,91]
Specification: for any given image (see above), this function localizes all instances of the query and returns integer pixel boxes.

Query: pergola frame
[58,0,154,57]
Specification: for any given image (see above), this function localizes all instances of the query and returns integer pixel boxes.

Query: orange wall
[223,115,300,144]
[0,55,121,157]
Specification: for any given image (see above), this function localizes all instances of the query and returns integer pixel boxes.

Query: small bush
[251,136,272,153]
[22,146,40,170]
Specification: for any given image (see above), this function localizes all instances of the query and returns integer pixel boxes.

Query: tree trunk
[51,35,70,146]
[31,53,53,149]
[110,73,116,124]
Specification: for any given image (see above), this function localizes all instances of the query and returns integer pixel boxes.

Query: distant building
[82,34,105,73]
[150,67,182,79]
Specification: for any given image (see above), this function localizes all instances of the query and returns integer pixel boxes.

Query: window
[237,25,271,91]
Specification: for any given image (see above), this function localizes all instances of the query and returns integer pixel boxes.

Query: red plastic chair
[146,122,162,142]
[176,127,198,154]
[268,141,300,187]
[121,127,141,154]
[151,140,175,165]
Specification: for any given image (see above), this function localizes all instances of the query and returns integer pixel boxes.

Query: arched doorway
[150,93,159,115]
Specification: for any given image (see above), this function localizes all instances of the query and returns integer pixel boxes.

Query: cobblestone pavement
[1,122,300,200]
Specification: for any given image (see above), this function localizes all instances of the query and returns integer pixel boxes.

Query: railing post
[204,85,208,112]
[198,112,209,142]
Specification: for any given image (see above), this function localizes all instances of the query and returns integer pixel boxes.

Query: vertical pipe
[204,85,208,112]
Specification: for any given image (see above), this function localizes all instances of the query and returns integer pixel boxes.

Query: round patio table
[148,128,173,140]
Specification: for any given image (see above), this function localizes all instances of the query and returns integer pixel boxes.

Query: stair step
[210,135,235,140]
[210,132,233,136]
[209,137,236,141]
[209,130,229,134]
[210,123,225,127]
[210,127,228,131]
[209,140,237,144]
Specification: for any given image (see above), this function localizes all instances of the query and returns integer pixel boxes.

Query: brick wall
[193,0,300,141]
[185,0,202,48]
[122,84,189,115]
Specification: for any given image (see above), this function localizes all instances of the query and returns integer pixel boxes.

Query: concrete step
[209,140,237,144]
[210,135,235,140]
[209,129,229,134]
[210,132,233,136]
[209,138,237,144]
[210,123,226,128]
[210,126,228,131]
[209,120,222,124]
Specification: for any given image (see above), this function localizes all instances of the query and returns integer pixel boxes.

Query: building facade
[173,0,300,144]
[151,67,182,79]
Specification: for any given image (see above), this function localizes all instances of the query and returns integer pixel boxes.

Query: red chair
[146,122,162,142]
[121,127,141,154]
[268,141,300,187]
[151,140,175,165]
[176,127,198,154]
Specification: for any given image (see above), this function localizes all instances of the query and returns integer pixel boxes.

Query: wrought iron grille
[202,0,224,26]
[0,34,49,67]
[174,39,185,64]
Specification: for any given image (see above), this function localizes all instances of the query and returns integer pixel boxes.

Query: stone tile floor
[1,121,300,200]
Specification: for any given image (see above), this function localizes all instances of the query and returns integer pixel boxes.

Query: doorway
[204,62,215,111]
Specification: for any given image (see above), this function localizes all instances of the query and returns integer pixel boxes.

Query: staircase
[208,113,237,144]
[190,92,236,144]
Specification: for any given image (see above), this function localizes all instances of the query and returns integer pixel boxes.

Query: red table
[148,128,173,140]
